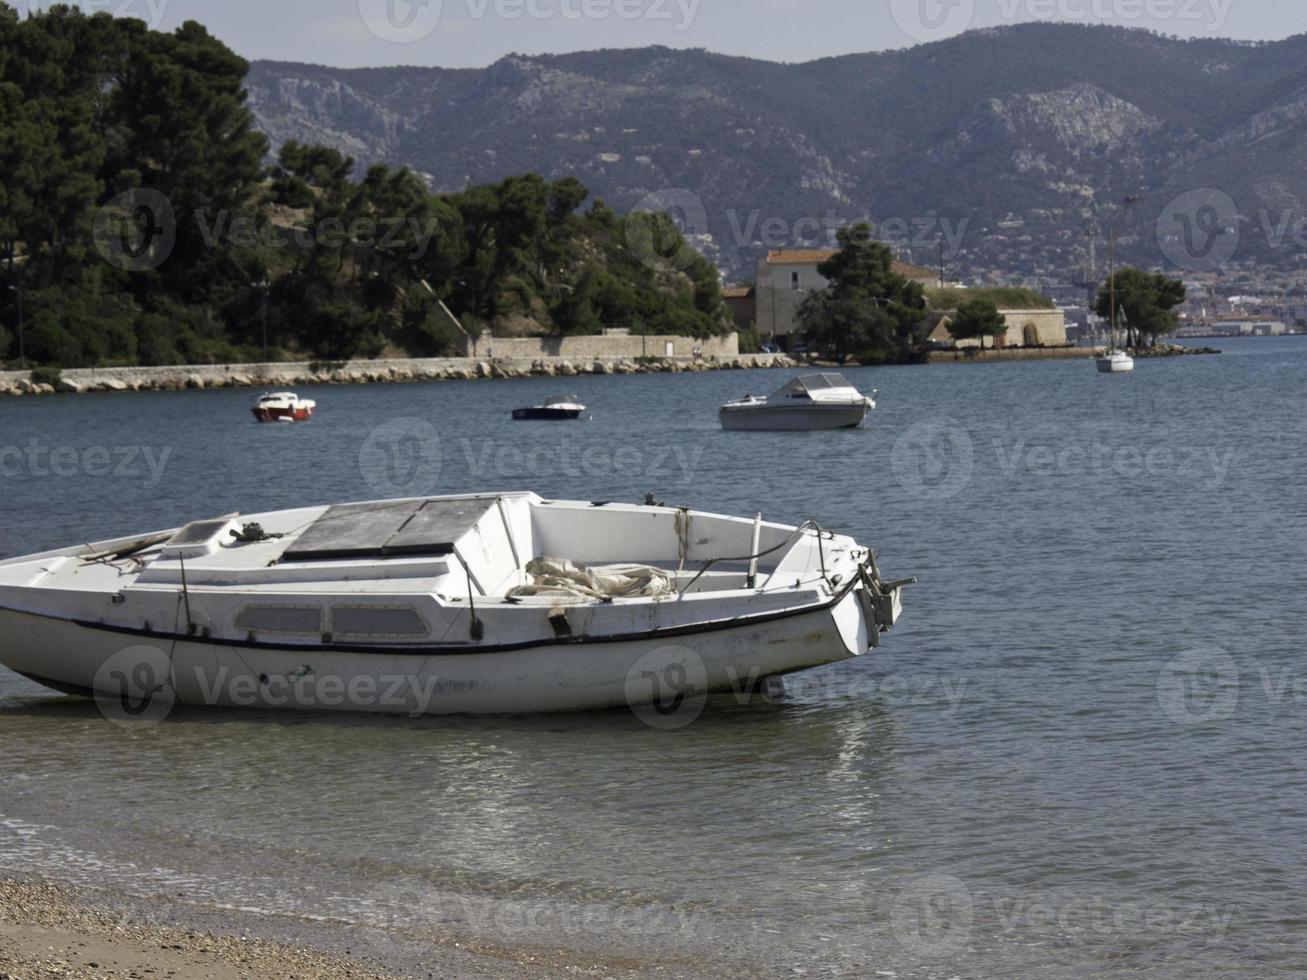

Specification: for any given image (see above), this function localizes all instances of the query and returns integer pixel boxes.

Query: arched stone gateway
[1023,323,1040,347]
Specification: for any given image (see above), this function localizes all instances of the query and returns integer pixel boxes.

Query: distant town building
[754,249,939,348]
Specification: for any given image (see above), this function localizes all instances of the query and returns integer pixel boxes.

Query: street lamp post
[7,282,23,369]
[252,279,269,362]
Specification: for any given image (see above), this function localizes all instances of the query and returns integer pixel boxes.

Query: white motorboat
[1095,349,1135,373]
[512,396,586,420]
[0,493,912,716]
[720,373,877,431]
[252,392,316,422]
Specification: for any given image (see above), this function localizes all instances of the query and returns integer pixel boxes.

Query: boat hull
[0,594,873,716]
[1095,354,1135,373]
[512,408,583,421]
[252,406,314,422]
[719,403,870,431]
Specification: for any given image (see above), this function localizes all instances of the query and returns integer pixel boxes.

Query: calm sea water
[1,338,1305,977]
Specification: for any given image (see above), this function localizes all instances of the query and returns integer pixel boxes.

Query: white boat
[512,396,586,420]
[1097,201,1137,376]
[0,493,912,716]
[1095,349,1135,373]
[720,373,877,431]
[252,392,316,422]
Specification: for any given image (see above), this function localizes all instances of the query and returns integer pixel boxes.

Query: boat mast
[1108,224,1117,350]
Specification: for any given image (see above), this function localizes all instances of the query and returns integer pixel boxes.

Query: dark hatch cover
[281,498,497,562]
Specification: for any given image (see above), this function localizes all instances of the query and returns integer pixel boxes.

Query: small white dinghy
[0,494,912,716]
[720,373,877,431]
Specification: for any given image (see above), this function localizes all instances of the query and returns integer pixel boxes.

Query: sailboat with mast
[1096,200,1136,374]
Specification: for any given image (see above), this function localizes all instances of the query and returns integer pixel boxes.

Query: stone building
[927,308,1068,348]
[754,249,939,349]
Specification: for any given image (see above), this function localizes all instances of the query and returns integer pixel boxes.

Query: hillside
[246,25,1307,281]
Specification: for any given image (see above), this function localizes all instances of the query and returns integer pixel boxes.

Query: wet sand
[0,879,397,980]
[0,878,690,980]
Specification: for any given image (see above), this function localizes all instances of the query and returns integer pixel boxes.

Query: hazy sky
[12,0,1307,67]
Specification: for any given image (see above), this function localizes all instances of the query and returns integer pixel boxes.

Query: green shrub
[30,365,62,387]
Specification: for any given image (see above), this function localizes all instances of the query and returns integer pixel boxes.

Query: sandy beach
[0,879,399,980]
[0,878,685,980]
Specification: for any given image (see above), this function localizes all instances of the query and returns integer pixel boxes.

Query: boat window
[235,606,322,633]
[332,606,429,638]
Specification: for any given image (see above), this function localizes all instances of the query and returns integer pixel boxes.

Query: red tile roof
[765,249,839,265]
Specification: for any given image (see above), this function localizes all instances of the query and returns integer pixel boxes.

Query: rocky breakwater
[1130,342,1221,358]
[0,354,797,397]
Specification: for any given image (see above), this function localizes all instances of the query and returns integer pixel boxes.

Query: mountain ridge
[245,24,1307,281]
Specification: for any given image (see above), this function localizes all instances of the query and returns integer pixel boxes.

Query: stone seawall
[0,353,795,397]
[924,344,1219,364]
